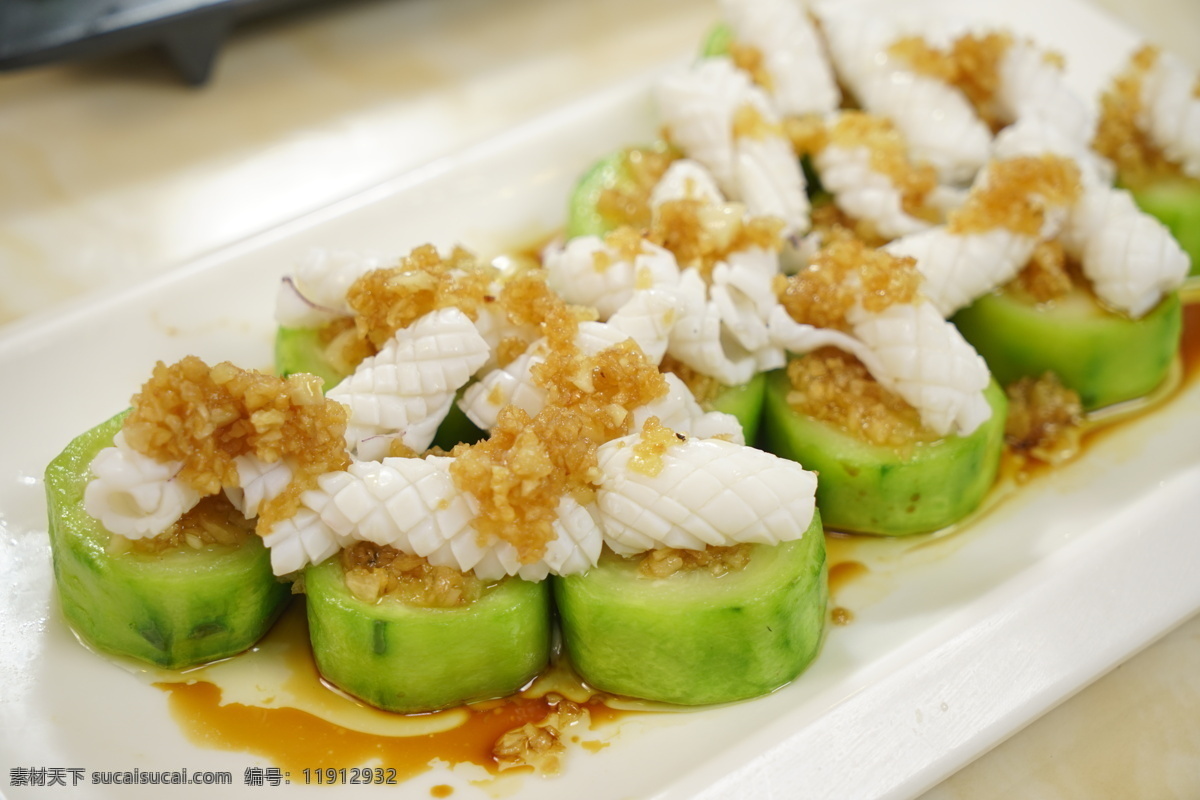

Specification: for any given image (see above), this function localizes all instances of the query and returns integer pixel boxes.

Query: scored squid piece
[1061,186,1190,319]
[542,235,681,319]
[1137,48,1200,180]
[656,57,809,233]
[993,39,1095,148]
[460,321,642,431]
[767,300,992,439]
[290,456,602,581]
[630,372,745,445]
[820,11,992,186]
[716,0,840,117]
[328,306,491,459]
[275,248,389,328]
[811,112,942,239]
[846,301,993,436]
[595,430,817,556]
[885,155,1082,317]
[82,431,202,540]
[992,117,1189,318]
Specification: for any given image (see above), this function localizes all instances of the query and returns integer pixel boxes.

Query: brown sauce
[154,296,1200,787]
[156,602,630,786]
[827,558,869,598]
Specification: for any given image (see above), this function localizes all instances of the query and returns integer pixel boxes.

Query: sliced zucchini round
[45,412,290,669]
[1127,177,1200,277]
[952,285,1182,411]
[553,511,826,706]
[275,325,345,388]
[761,369,1007,536]
[305,559,552,713]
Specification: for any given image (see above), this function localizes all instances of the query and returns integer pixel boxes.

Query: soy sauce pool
[156,600,628,789]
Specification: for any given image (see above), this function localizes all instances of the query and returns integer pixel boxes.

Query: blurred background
[1,0,1198,796]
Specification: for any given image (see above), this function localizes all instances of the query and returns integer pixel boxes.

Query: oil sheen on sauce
[156,297,1200,789]
[157,602,625,789]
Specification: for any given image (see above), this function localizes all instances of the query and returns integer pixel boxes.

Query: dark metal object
[0,0,319,86]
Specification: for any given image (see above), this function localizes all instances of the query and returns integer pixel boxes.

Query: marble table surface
[1,0,1197,796]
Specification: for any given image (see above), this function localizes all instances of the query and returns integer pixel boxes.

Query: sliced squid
[991,119,1188,316]
[1138,48,1200,180]
[885,226,1041,318]
[542,235,680,319]
[328,306,490,458]
[884,156,1080,317]
[275,248,388,328]
[630,372,745,445]
[226,456,293,518]
[82,432,201,540]
[260,509,342,576]
[1060,186,1190,318]
[595,431,817,556]
[656,57,809,232]
[459,321,636,431]
[649,158,726,207]
[295,457,602,581]
[992,116,1112,187]
[820,12,991,185]
[668,266,777,387]
[813,112,941,239]
[846,301,993,436]
[767,302,991,437]
[994,39,1095,149]
[717,0,840,117]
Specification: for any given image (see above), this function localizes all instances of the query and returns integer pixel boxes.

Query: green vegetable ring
[45,412,290,669]
[952,285,1182,411]
[761,369,1008,536]
[554,511,826,706]
[305,559,552,713]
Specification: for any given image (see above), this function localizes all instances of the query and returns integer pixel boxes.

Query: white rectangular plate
[2,1,1198,798]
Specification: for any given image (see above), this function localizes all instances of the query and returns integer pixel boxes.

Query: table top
[1,0,1197,796]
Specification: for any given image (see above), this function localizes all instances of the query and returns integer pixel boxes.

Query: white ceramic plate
[3,1,1197,798]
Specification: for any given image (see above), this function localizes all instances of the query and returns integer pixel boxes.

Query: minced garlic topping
[316,316,373,378]
[1004,372,1083,465]
[1093,45,1183,187]
[947,155,1081,236]
[594,144,678,233]
[775,238,920,331]
[732,102,784,141]
[824,112,941,220]
[660,354,724,404]
[346,244,498,350]
[494,700,587,774]
[1012,240,1073,303]
[594,226,653,273]
[450,279,667,563]
[787,348,937,448]
[628,416,685,477]
[889,32,1015,129]
[784,114,828,158]
[730,41,774,93]
[122,356,349,534]
[806,203,889,249]
[648,200,784,279]
[636,543,753,578]
[339,542,489,607]
[107,493,253,556]
[498,269,597,333]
